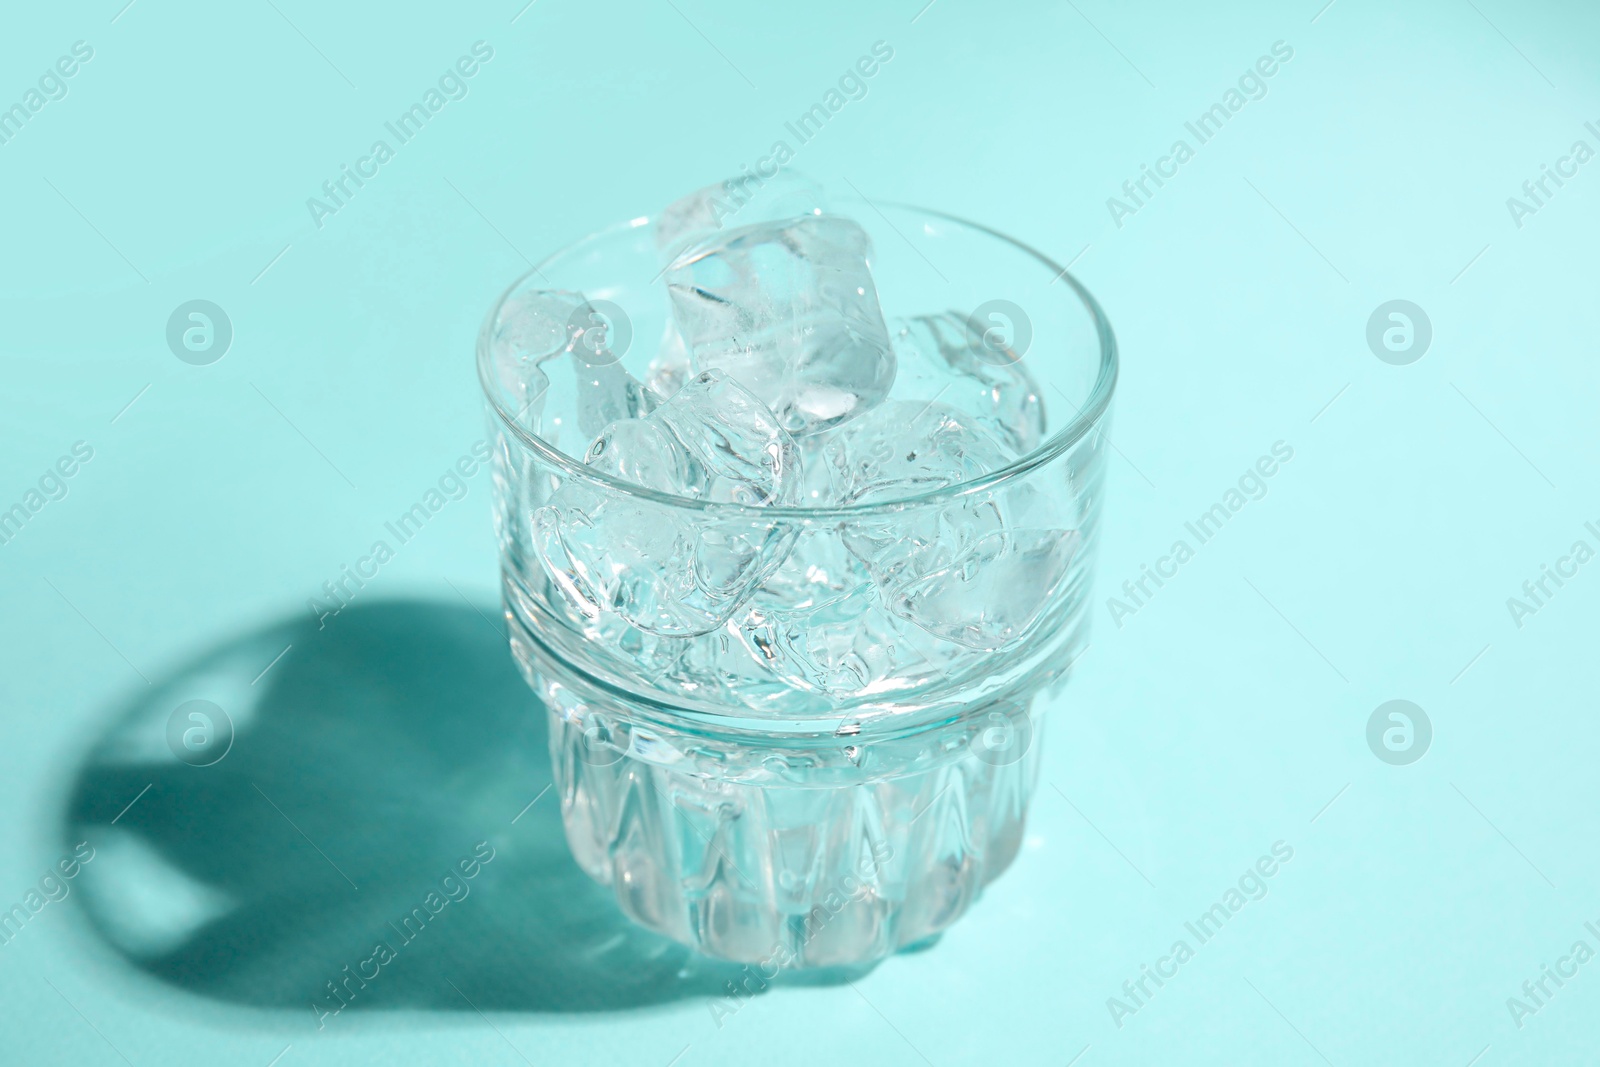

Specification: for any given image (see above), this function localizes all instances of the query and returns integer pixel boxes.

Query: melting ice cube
[888,313,1047,456]
[822,400,1079,651]
[655,171,827,262]
[531,370,800,637]
[666,216,895,436]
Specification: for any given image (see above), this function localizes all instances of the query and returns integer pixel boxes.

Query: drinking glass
[478,202,1117,968]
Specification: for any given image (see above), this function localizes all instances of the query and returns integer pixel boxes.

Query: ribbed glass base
[539,675,1041,968]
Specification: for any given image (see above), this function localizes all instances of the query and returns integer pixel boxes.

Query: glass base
[528,669,1041,969]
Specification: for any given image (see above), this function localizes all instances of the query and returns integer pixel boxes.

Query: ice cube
[664,621,821,712]
[582,418,688,493]
[822,400,1009,591]
[650,370,801,506]
[672,462,873,699]
[655,172,826,262]
[645,320,692,400]
[736,585,885,694]
[888,529,1081,650]
[666,216,895,436]
[734,578,975,697]
[749,526,866,614]
[489,288,589,424]
[490,288,659,439]
[531,370,800,637]
[495,288,584,366]
[824,399,1012,505]
[605,524,994,706]
[706,522,981,698]
[573,359,659,439]
[823,400,1078,651]
[567,300,659,438]
[888,313,1047,455]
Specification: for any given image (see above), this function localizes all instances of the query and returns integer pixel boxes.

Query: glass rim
[475,200,1119,521]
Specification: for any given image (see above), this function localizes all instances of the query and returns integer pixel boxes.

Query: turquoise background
[3,0,1598,1063]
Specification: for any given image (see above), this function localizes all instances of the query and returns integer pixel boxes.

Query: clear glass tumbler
[478,202,1117,969]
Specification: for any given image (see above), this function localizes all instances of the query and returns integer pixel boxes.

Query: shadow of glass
[60,598,744,1015]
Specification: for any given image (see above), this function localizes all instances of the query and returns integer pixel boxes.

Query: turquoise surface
[3,1,1598,1063]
